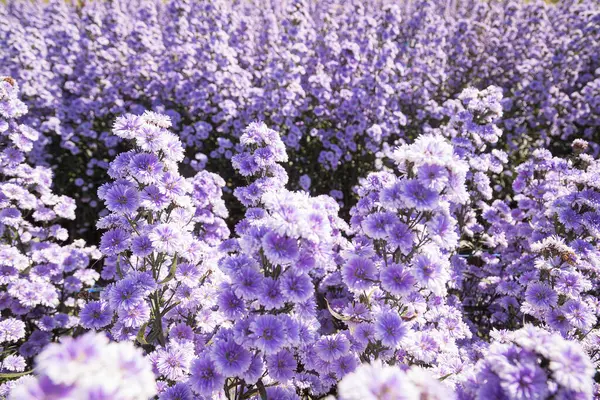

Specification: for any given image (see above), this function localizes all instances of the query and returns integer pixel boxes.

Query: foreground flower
[337,361,455,400]
[9,332,156,400]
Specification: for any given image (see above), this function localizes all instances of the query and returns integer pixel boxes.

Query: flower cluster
[2,0,599,238]
[84,111,235,396]
[8,332,156,399]
[187,122,351,398]
[336,133,472,377]
[231,121,289,207]
[337,361,454,400]
[460,326,596,399]
[0,0,600,397]
[0,78,100,392]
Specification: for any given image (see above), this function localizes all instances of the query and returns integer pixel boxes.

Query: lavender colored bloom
[524,282,558,310]
[1,355,26,372]
[560,300,596,331]
[160,172,189,198]
[262,232,299,265]
[342,257,377,291]
[0,318,25,343]
[417,164,448,190]
[260,278,286,310]
[251,315,287,355]
[211,339,252,376]
[13,332,155,399]
[333,354,358,378]
[549,342,595,394]
[108,280,144,311]
[411,252,448,295]
[217,286,246,319]
[131,235,154,257]
[362,212,398,240]
[500,363,548,399]
[315,334,351,362]
[149,224,183,255]
[380,263,416,296]
[154,343,194,381]
[99,228,130,256]
[266,349,297,382]
[116,300,150,328]
[140,185,170,211]
[129,153,163,184]
[337,362,419,400]
[280,272,314,303]
[189,355,224,396]
[113,114,143,139]
[103,184,140,214]
[79,301,112,329]
[159,383,193,400]
[386,222,414,254]
[232,266,264,300]
[402,180,439,211]
[374,311,407,348]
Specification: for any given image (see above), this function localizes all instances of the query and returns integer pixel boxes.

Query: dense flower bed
[1,0,600,399]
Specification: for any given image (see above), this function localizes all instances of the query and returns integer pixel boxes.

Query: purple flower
[160,172,189,198]
[500,363,548,399]
[250,315,287,355]
[342,257,377,291]
[259,277,285,310]
[99,228,130,256]
[380,263,416,296]
[79,301,112,329]
[108,280,144,311]
[280,272,314,303]
[362,212,398,239]
[116,301,150,328]
[386,222,414,254]
[149,224,183,255]
[0,318,25,343]
[217,286,246,319]
[411,253,448,295]
[262,232,299,265]
[159,383,193,400]
[417,164,448,190]
[113,114,143,139]
[189,355,224,396]
[129,153,163,184]
[210,339,252,376]
[1,355,26,372]
[103,184,140,214]
[402,180,439,210]
[374,311,407,348]
[549,342,595,393]
[232,266,264,300]
[524,282,558,311]
[315,334,351,362]
[241,353,266,384]
[266,349,296,382]
[560,300,596,331]
[333,354,358,378]
[140,185,170,211]
[131,235,154,257]
[154,343,193,381]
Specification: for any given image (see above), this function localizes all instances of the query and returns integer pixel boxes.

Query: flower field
[1,0,600,399]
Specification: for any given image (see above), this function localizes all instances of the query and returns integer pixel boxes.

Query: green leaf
[257,379,268,400]
[160,301,181,317]
[158,254,178,285]
[439,373,453,381]
[0,370,33,379]
[325,298,352,321]
[136,322,149,345]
